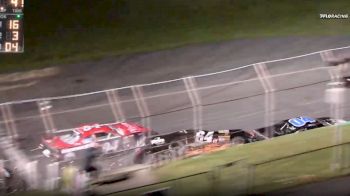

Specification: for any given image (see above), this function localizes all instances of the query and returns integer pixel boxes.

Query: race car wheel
[133,150,146,164]
[168,141,184,149]
[168,141,186,158]
[231,136,245,145]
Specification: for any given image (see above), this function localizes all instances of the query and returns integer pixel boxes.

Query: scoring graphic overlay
[0,0,24,53]
[1,0,24,9]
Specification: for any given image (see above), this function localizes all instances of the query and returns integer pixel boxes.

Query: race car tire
[133,149,153,164]
[133,149,145,164]
[168,141,186,158]
[168,141,184,149]
[230,136,245,145]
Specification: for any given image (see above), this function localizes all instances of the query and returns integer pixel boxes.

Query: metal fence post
[0,160,5,194]
[46,162,60,191]
[254,63,275,138]
[1,144,34,190]
[1,103,18,143]
[131,85,151,130]
[210,167,220,195]
[106,90,125,122]
[26,160,39,189]
[246,164,256,195]
[322,50,349,171]
[37,100,56,134]
[183,77,202,130]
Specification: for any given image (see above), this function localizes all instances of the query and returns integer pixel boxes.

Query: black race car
[327,76,350,88]
[256,116,346,137]
[148,129,265,151]
[346,76,350,88]
[134,129,265,163]
[340,76,350,88]
[191,129,265,145]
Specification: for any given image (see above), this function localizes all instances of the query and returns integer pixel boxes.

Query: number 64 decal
[288,116,316,128]
[196,131,214,142]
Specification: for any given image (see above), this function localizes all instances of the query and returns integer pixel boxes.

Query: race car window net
[94,132,109,139]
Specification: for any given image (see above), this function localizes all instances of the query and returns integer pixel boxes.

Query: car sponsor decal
[218,130,229,134]
[61,143,95,154]
[81,124,101,132]
[151,137,165,145]
[288,117,316,128]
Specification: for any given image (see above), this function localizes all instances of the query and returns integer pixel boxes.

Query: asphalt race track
[0,36,350,189]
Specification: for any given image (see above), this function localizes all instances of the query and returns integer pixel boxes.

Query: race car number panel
[288,117,316,127]
[196,131,214,143]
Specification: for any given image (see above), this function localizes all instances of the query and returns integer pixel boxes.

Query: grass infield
[109,123,350,195]
[1,0,350,73]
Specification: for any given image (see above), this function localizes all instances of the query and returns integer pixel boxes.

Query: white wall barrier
[37,100,56,134]
[254,63,275,138]
[106,90,125,122]
[0,104,18,142]
[131,85,151,130]
[322,50,350,171]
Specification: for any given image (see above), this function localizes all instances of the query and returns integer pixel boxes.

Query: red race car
[39,122,149,161]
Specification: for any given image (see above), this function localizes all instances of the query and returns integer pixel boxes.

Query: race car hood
[42,136,76,150]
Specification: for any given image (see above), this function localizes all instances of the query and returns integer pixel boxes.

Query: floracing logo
[320,13,349,19]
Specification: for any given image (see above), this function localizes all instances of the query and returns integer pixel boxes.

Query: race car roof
[75,122,149,137]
